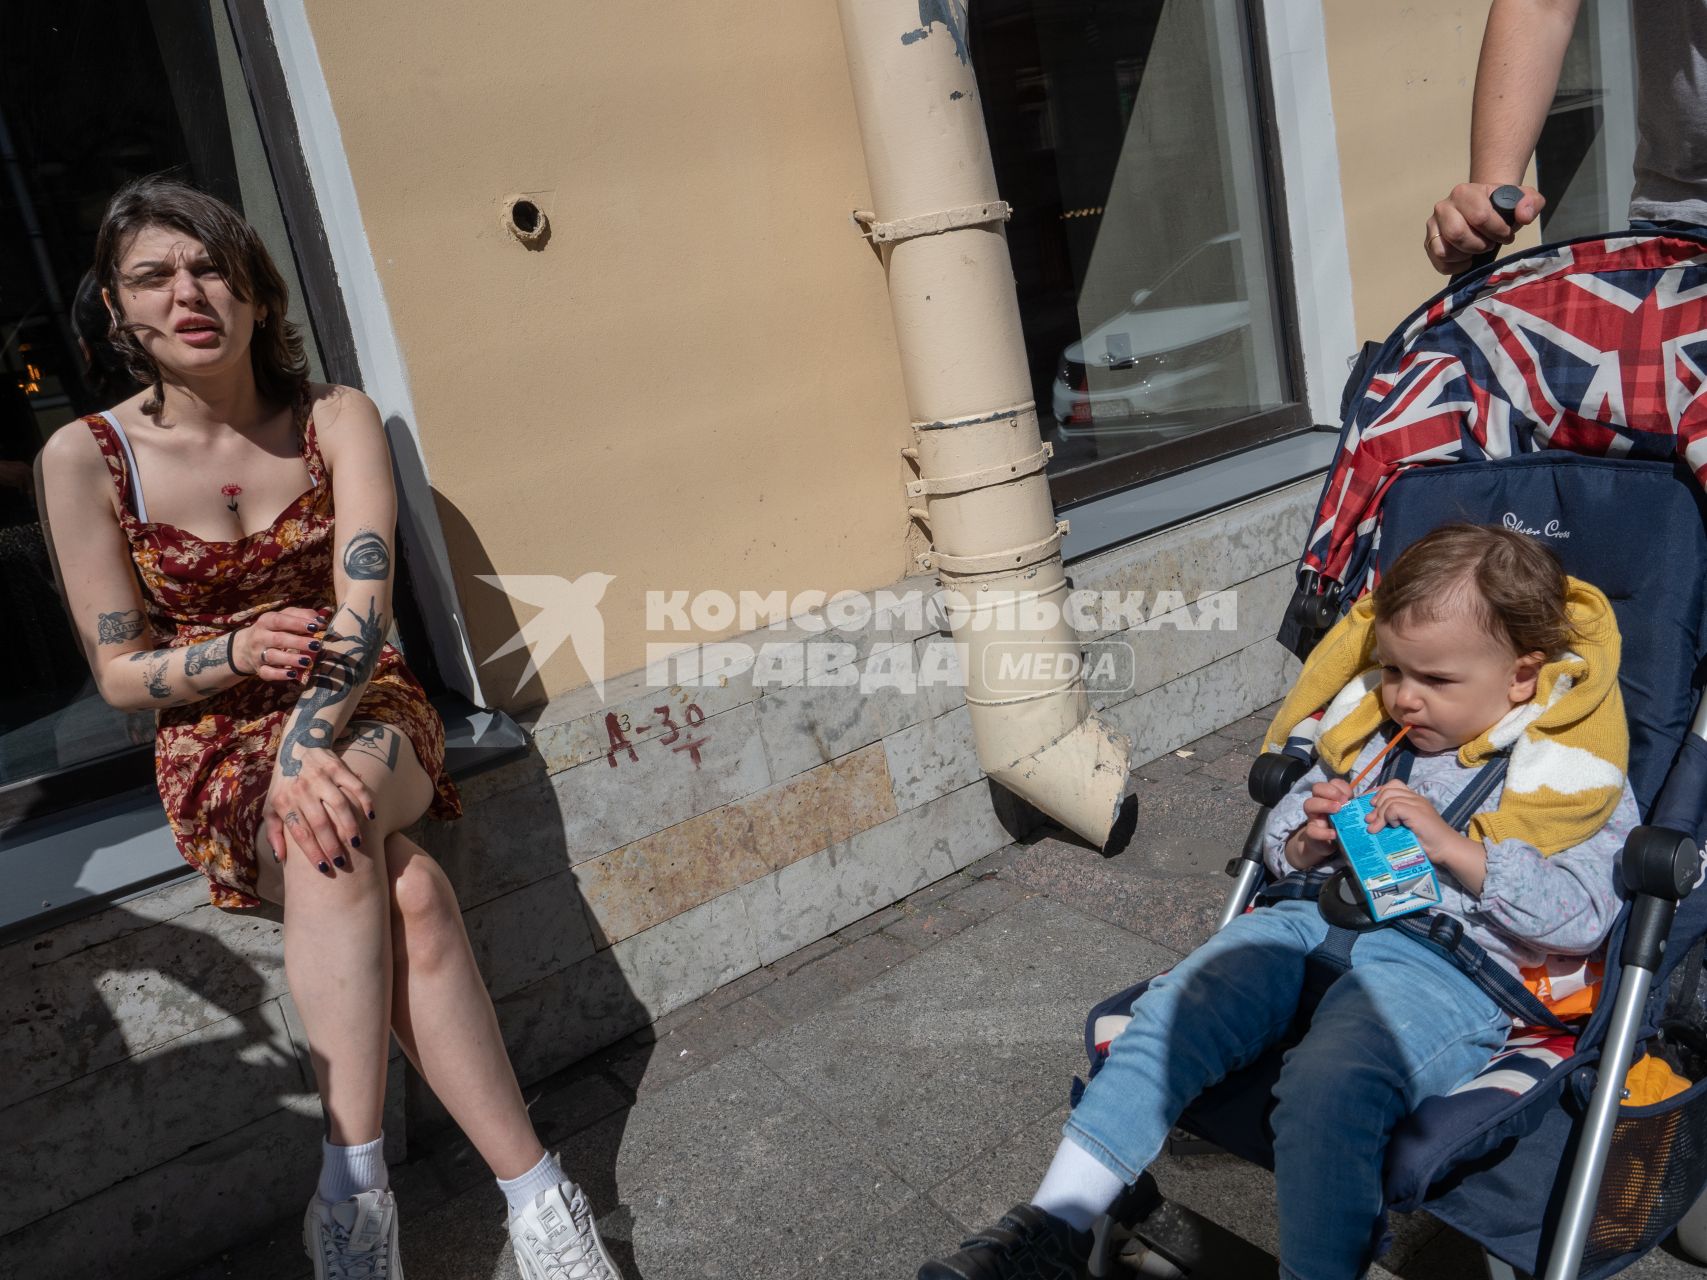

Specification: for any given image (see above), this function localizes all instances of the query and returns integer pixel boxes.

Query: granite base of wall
[0,476,1315,1276]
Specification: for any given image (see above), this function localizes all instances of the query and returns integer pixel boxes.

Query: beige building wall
[302,0,917,710]
[1322,0,1542,342]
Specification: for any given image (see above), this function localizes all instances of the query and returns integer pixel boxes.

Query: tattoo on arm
[142,650,171,700]
[344,722,402,770]
[183,633,233,678]
[277,598,386,776]
[342,530,391,581]
[97,610,145,645]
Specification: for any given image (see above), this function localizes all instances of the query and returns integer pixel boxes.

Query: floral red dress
[86,409,462,908]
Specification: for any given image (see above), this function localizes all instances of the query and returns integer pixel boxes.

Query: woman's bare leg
[255,724,544,1176]
[385,829,544,1178]
[257,774,395,1146]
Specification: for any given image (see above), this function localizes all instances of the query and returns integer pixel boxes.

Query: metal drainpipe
[836,0,1135,848]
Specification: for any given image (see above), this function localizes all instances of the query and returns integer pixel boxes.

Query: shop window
[1535,0,1637,241]
[0,2,439,835]
[969,0,1308,511]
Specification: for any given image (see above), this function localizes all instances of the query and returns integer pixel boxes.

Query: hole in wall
[500,194,550,249]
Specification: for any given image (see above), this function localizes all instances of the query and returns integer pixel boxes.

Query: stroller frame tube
[1217,809,1272,933]
[1541,962,1655,1280]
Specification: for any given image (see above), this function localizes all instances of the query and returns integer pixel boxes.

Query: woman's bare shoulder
[306,382,380,430]
[41,413,111,481]
[306,384,385,469]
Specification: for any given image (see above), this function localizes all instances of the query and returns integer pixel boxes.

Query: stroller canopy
[1309,233,1707,600]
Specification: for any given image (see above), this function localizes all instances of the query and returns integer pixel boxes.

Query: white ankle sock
[317,1134,388,1205]
[498,1150,565,1217]
[1031,1136,1127,1233]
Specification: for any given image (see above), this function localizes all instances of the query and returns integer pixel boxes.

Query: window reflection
[970,0,1296,490]
[0,1,318,788]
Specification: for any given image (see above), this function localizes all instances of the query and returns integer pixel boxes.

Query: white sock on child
[1031,1136,1127,1233]
[317,1134,389,1205]
[498,1150,566,1218]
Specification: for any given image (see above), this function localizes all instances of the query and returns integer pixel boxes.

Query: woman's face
[109,224,260,384]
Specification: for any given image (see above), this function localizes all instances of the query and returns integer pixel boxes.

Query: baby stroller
[1079,227,1707,1280]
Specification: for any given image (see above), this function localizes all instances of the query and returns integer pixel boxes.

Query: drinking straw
[1348,723,1412,794]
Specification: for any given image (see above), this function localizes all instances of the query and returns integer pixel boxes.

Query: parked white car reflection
[1051,232,1251,438]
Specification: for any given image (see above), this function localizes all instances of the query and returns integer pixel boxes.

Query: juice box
[1328,794,1442,921]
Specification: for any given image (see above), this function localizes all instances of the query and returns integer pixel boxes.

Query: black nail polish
[350,835,362,849]
[309,641,321,651]
[317,861,331,875]
[298,656,311,667]
[368,809,376,820]
[307,621,320,633]
[272,849,281,863]
[334,855,348,869]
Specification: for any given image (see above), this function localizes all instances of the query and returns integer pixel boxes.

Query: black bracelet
[229,637,255,677]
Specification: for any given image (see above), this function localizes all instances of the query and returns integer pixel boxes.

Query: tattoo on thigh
[97,609,145,645]
[345,722,401,770]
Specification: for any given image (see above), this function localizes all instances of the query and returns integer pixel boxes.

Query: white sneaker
[508,1181,621,1280]
[303,1187,403,1279]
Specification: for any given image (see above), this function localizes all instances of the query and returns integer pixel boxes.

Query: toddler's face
[1373,609,1544,753]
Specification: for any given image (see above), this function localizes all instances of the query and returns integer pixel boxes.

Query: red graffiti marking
[605,702,709,767]
[605,712,637,767]
[671,736,710,767]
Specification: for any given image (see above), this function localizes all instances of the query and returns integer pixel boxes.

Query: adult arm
[262,386,395,869]
[37,422,325,711]
[1425,0,1581,274]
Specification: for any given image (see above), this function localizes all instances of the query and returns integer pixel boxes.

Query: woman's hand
[263,747,376,874]
[235,606,332,683]
[1286,778,1353,870]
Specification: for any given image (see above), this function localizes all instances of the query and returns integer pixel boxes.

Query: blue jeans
[1064,900,1509,1280]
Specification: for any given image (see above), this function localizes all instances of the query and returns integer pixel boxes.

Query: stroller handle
[1456,184,1526,281]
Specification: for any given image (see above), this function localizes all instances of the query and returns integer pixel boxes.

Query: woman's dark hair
[1373,523,1575,658]
[70,268,141,404]
[92,174,307,415]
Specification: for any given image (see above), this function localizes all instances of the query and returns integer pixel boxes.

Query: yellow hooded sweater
[1262,577,1628,857]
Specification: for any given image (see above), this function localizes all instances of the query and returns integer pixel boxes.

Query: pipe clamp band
[906,443,1053,498]
[964,674,1083,708]
[854,201,1013,245]
[918,519,1070,574]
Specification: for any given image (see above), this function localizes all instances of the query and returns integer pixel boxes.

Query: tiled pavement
[172,705,1706,1280]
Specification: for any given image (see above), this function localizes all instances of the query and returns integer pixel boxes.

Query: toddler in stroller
[917,523,1641,1280]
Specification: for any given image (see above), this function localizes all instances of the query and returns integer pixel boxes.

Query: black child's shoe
[917,1203,1092,1280]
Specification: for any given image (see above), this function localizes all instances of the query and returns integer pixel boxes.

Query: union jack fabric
[1443,1029,1579,1101]
[1305,234,1707,598]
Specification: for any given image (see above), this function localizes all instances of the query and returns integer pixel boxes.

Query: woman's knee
[387,839,465,968]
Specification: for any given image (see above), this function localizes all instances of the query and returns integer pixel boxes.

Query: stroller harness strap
[1266,739,1572,1031]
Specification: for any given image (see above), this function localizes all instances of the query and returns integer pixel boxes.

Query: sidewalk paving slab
[166,699,1706,1279]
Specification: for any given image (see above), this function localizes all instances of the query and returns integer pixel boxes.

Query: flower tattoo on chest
[221,484,242,513]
